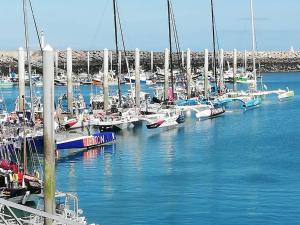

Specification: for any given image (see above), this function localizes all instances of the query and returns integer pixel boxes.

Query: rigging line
[115,1,126,55]
[113,0,122,107]
[167,0,174,99]
[170,6,188,88]
[213,14,220,51]
[210,0,218,94]
[115,1,130,73]
[115,1,134,93]
[170,6,183,72]
[212,12,222,77]
[22,0,34,123]
[30,137,42,175]
[12,144,20,166]
[169,0,182,71]
[27,139,35,173]
[89,0,110,49]
[28,0,42,51]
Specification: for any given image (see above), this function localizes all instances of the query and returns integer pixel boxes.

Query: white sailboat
[195,101,225,120]
[141,109,184,129]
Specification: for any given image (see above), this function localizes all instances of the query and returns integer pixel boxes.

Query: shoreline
[1,50,300,74]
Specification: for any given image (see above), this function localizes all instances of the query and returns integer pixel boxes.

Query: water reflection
[67,162,76,192]
[56,144,116,164]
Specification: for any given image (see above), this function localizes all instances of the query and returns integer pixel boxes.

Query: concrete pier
[135,48,140,108]
[55,50,59,78]
[87,51,90,76]
[244,50,247,73]
[67,48,73,116]
[110,51,113,72]
[18,47,25,111]
[103,49,109,111]
[150,51,154,73]
[43,44,55,225]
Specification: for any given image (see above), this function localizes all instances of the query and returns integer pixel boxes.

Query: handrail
[0,198,83,225]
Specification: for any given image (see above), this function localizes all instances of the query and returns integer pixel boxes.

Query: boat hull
[27,132,115,150]
[278,91,294,100]
[124,77,147,84]
[56,132,115,149]
[196,107,225,119]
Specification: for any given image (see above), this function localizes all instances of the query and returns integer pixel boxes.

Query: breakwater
[1,50,300,75]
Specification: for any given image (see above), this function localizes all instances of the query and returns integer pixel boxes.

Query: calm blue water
[3,73,300,225]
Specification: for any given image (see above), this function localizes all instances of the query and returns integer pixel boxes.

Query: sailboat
[195,101,225,120]
[200,0,226,118]
[90,0,141,132]
[142,109,185,129]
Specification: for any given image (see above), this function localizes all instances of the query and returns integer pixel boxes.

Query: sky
[0,0,299,51]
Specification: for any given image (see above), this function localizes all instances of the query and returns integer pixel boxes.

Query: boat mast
[167,0,174,100]
[250,0,257,91]
[210,0,218,95]
[113,0,122,107]
[22,0,35,122]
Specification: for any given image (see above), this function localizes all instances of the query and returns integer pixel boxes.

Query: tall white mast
[250,0,257,91]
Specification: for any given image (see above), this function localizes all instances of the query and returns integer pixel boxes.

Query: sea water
[3,72,300,225]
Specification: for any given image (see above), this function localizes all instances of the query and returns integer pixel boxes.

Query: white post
[164,48,169,101]
[41,30,45,49]
[103,49,109,111]
[204,49,209,99]
[66,48,73,116]
[219,48,224,93]
[244,50,247,74]
[87,51,90,76]
[233,49,237,92]
[181,51,185,67]
[250,0,257,90]
[186,48,191,99]
[55,50,58,78]
[110,51,113,72]
[150,51,154,73]
[43,44,55,225]
[18,47,25,111]
[118,51,122,75]
[135,48,140,108]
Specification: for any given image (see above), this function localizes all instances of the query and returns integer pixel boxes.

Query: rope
[28,0,42,52]
[115,0,133,94]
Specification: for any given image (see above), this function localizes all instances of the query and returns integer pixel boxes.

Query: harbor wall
[0,50,300,75]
